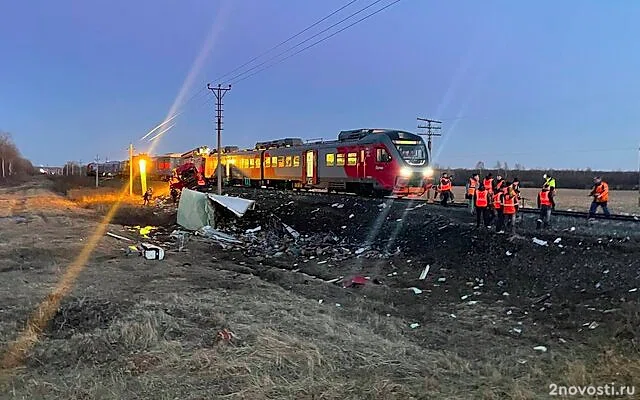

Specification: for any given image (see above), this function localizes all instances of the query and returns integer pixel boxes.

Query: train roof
[251,129,422,150]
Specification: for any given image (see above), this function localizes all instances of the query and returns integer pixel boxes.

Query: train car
[196,128,433,197]
[86,161,124,177]
[153,153,182,180]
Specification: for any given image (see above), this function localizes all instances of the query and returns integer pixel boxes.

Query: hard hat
[543,174,548,179]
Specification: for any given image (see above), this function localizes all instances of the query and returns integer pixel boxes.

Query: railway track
[221,185,640,223]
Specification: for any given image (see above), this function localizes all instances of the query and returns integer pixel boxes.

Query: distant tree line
[0,131,34,179]
[442,162,638,190]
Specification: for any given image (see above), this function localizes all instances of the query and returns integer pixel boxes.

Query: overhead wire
[139,0,368,140]
[225,0,391,85]
[230,0,402,85]
[214,0,361,83]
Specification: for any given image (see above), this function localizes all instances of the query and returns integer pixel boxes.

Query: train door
[357,148,367,179]
[305,150,317,185]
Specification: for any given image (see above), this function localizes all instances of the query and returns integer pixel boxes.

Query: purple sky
[1,0,639,170]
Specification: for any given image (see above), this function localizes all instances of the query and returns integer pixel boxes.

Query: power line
[226,0,388,85]
[215,0,360,83]
[139,0,364,141]
[230,0,402,86]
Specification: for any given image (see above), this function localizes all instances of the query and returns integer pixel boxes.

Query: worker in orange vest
[438,172,453,207]
[466,173,480,214]
[473,184,490,228]
[588,177,610,218]
[536,184,554,229]
[483,173,494,195]
[501,182,518,234]
[491,186,503,231]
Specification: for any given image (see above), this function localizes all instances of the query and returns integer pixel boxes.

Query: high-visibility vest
[475,190,488,207]
[503,195,517,215]
[483,178,493,192]
[493,193,502,209]
[594,182,609,202]
[440,178,452,191]
[539,190,551,206]
[467,178,478,196]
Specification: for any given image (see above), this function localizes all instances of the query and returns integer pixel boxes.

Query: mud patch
[47,297,132,339]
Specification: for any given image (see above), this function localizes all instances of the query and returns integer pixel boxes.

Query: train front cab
[386,136,434,197]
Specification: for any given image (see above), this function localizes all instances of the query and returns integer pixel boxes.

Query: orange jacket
[592,182,609,203]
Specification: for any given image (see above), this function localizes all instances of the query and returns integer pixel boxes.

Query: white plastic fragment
[245,226,262,234]
[461,295,470,300]
[512,328,522,334]
[532,237,548,246]
[410,323,420,329]
[348,214,354,219]
[355,247,366,255]
[588,321,599,329]
[553,238,562,244]
[449,314,457,318]
[318,299,323,304]
[437,277,446,282]
[570,227,576,231]
[629,288,638,293]
[533,346,547,352]
[419,265,430,280]
[467,300,479,305]
[409,287,423,295]
[506,251,513,256]
[503,292,510,296]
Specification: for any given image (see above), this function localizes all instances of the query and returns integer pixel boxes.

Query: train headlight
[423,167,434,177]
[400,167,412,177]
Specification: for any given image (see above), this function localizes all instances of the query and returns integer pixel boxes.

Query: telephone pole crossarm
[207,83,231,195]
[416,117,443,159]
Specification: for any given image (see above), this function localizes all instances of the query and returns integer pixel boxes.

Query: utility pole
[129,143,134,196]
[637,144,640,207]
[417,117,442,162]
[95,154,100,188]
[207,83,231,195]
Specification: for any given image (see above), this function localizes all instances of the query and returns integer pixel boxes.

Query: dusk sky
[1,0,639,170]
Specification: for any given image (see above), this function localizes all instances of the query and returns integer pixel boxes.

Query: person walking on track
[536,184,554,229]
[588,176,610,218]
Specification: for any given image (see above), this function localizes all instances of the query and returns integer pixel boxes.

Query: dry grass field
[0,177,638,399]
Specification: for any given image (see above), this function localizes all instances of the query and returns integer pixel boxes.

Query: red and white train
[175,128,435,197]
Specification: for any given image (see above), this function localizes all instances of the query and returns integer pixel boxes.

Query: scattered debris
[533,346,547,352]
[140,243,164,260]
[409,323,420,329]
[106,232,134,242]
[197,226,242,244]
[217,329,236,342]
[409,287,423,295]
[418,265,430,280]
[532,238,548,246]
[245,226,262,234]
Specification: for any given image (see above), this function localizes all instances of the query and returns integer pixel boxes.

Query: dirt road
[0,178,638,399]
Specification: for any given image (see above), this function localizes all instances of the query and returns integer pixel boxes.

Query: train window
[278,156,285,168]
[336,153,345,166]
[376,148,392,163]
[293,155,300,167]
[272,156,278,167]
[325,153,335,166]
[264,157,271,168]
[285,156,292,167]
[255,158,261,168]
[249,159,255,168]
[347,152,357,166]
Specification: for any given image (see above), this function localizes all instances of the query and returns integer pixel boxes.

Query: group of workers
[431,172,612,234]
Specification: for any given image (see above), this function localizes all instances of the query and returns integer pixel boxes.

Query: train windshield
[393,140,427,165]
